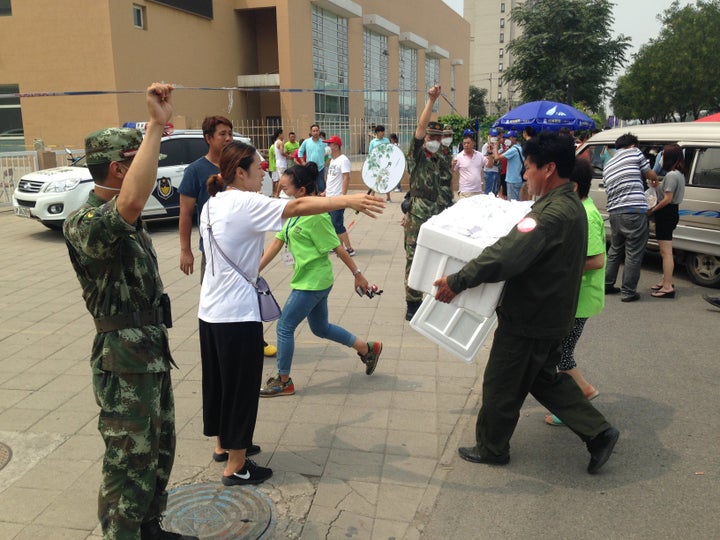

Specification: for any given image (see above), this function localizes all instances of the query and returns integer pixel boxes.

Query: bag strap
[205,200,258,290]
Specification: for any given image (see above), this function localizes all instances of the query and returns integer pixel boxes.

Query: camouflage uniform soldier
[63,84,196,540]
[403,85,454,321]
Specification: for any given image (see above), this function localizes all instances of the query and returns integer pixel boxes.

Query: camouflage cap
[427,121,444,135]
[84,127,142,165]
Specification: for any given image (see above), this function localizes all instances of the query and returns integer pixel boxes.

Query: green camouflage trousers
[93,369,176,540]
[404,211,425,303]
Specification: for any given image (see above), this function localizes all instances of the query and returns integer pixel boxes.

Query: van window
[585,145,615,176]
[691,148,720,188]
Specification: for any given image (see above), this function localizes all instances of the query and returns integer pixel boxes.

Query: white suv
[12,130,269,229]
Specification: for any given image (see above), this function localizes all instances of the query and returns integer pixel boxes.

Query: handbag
[205,212,282,322]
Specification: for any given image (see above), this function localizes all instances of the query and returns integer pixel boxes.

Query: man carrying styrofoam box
[432,131,619,475]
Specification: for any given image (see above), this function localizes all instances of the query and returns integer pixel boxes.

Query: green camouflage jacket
[406,137,454,219]
[63,192,173,373]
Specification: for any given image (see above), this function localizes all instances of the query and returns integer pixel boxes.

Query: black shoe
[458,446,510,465]
[213,444,261,462]
[587,427,620,474]
[140,518,198,540]
[405,300,422,321]
[605,285,621,295]
[222,458,273,486]
[621,293,640,303]
[703,294,720,308]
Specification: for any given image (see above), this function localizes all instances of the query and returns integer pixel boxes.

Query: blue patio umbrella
[493,100,596,132]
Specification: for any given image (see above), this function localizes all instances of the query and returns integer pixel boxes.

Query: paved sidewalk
[0,200,488,539]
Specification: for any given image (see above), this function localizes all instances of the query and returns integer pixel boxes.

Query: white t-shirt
[275,139,287,170]
[198,190,288,323]
[325,154,351,197]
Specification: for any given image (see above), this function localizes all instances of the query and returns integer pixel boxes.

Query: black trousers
[476,326,611,459]
[199,320,264,450]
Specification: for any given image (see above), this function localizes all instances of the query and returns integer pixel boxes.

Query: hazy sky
[612,0,695,61]
[440,0,696,59]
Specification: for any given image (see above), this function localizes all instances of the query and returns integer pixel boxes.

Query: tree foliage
[468,85,488,118]
[503,0,630,111]
[612,0,720,122]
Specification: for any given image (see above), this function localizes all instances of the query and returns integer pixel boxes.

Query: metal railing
[0,151,37,205]
[0,149,83,206]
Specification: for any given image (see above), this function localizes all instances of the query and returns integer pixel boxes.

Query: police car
[12,126,269,230]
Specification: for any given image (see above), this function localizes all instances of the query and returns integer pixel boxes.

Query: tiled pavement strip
[0,199,489,540]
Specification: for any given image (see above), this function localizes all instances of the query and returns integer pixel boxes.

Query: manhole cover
[0,443,11,471]
[164,482,273,539]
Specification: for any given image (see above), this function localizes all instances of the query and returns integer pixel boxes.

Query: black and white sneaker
[222,459,273,486]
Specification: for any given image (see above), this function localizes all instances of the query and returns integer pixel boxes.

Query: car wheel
[685,253,720,288]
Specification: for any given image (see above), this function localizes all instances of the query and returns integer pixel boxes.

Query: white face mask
[441,137,453,147]
[425,140,441,154]
[504,139,511,146]
[490,137,498,143]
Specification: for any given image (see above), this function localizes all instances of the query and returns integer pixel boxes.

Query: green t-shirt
[576,197,606,318]
[268,143,276,172]
[276,213,339,290]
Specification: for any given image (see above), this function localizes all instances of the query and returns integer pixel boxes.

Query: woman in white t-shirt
[199,141,383,487]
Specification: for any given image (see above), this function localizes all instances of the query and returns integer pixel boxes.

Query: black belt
[94,307,165,333]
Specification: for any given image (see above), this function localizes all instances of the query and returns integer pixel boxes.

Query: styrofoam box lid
[416,221,497,263]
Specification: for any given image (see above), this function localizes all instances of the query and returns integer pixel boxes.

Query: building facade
[464,0,522,115]
[0,0,469,155]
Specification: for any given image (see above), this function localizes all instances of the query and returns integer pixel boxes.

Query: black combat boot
[405,300,422,321]
[140,518,198,540]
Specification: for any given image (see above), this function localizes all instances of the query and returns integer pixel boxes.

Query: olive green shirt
[447,182,587,339]
[64,192,173,373]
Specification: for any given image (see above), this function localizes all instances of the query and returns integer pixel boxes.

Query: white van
[579,123,720,287]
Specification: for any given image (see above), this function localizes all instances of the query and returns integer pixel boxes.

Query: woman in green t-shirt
[546,159,606,426]
[258,163,382,397]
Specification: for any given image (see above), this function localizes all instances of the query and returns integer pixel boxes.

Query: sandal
[651,288,675,298]
[544,413,564,426]
[651,283,673,291]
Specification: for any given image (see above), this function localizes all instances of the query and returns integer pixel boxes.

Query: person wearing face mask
[402,85,454,321]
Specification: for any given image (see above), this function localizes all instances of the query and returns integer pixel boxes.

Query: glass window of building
[363,29,388,127]
[499,33,504,43]
[312,6,350,152]
[499,47,504,57]
[0,84,23,151]
[0,0,11,16]
[133,5,146,29]
[425,57,440,112]
[399,46,417,146]
[500,18,505,28]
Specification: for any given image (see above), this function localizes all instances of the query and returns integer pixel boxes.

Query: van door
[142,137,195,218]
[677,144,720,246]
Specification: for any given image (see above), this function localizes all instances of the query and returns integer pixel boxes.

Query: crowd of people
[63,81,697,538]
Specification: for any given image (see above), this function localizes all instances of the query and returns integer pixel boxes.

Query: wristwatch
[353,269,362,276]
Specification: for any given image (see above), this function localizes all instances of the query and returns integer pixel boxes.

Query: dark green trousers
[94,370,176,540]
[476,326,611,459]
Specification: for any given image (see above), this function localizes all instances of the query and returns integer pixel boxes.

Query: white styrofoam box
[407,220,505,316]
[410,295,497,362]
[407,196,532,317]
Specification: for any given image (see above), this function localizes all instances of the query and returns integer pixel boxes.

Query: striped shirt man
[603,147,651,213]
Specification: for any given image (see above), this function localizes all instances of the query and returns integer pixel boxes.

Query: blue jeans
[484,171,498,195]
[506,181,522,201]
[276,287,356,376]
[329,208,346,234]
[316,168,326,193]
[606,212,648,296]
